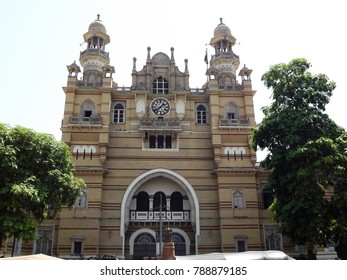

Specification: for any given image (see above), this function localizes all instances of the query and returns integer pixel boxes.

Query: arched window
[232,190,245,208]
[153,192,166,211]
[113,103,125,123]
[133,233,156,260]
[80,100,95,118]
[170,192,183,211]
[196,104,207,124]
[153,76,168,94]
[136,191,149,211]
[75,191,87,208]
[172,232,186,256]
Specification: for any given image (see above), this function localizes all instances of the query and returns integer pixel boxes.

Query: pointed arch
[80,99,96,117]
[224,102,239,120]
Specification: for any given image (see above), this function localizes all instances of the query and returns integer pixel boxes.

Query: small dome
[88,14,107,33]
[214,18,231,36]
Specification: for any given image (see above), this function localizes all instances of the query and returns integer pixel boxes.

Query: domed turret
[88,15,107,33]
[207,18,240,89]
[79,15,112,87]
[214,19,231,37]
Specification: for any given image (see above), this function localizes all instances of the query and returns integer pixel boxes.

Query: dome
[214,18,231,36]
[88,14,107,33]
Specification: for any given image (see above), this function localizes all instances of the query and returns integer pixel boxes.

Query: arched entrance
[120,168,200,257]
[133,233,156,260]
[172,232,186,256]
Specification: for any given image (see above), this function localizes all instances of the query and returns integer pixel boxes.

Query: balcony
[130,210,190,222]
[69,116,103,128]
[138,118,182,131]
[80,49,109,60]
[211,51,240,62]
[219,117,249,127]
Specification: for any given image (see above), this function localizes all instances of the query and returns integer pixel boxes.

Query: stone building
[17,16,292,259]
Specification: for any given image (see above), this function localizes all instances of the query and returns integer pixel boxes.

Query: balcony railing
[190,88,205,95]
[130,210,190,222]
[69,116,102,126]
[211,51,240,61]
[76,81,102,88]
[219,118,249,127]
[80,49,109,60]
[138,118,182,131]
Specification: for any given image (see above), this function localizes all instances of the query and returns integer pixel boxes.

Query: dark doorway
[172,232,186,256]
[133,233,156,260]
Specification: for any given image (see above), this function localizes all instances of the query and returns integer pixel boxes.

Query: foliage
[252,58,347,250]
[0,124,85,246]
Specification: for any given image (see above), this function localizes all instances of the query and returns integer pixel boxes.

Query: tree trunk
[0,233,3,256]
[307,243,317,260]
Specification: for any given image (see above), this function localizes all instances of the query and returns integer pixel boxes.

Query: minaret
[79,14,111,86]
[207,18,240,89]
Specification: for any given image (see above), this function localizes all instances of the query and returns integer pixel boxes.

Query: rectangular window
[262,185,274,209]
[84,110,92,117]
[234,236,248,252]
[73,241,82,255]
[165,135,172,148]
[158,135,164,148]
[75,192,87,208]
[264,224,282,251]
[232,190,245,208]
[237,240,246,252]
[228,112,235,119]
[33,225,54,256]
[149,135,156,148]
[146,133,174,150]
[71,238,85,256]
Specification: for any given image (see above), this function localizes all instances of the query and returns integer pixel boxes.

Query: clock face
[151,98,171,116]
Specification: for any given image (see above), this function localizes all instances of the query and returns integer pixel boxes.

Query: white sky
[1,0,346,161]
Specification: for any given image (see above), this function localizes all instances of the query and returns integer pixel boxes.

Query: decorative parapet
[130,210,190,222]
[219,117,249,127]
[138,118,182,131]
[69,116,102,127]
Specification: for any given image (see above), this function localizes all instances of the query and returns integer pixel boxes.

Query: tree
[0,124,85,252]
[252,58,347,258]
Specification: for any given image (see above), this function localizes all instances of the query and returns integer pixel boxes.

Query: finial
[132,57,137,72]
[220,17,223,24]
[147,46,151,61]
[97,14,100,21]
[170,47,175,62]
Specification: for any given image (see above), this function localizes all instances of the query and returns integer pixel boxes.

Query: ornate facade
[17,16,295,259]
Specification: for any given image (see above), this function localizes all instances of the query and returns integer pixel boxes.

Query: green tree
[0,124,85,252]
[252,58,347,258]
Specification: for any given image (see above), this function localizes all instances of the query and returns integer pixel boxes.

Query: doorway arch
[120,168,200,256]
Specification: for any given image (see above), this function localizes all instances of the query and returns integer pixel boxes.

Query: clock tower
[48,17,282,260]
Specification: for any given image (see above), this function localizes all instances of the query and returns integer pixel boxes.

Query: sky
[1,0,346,161]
